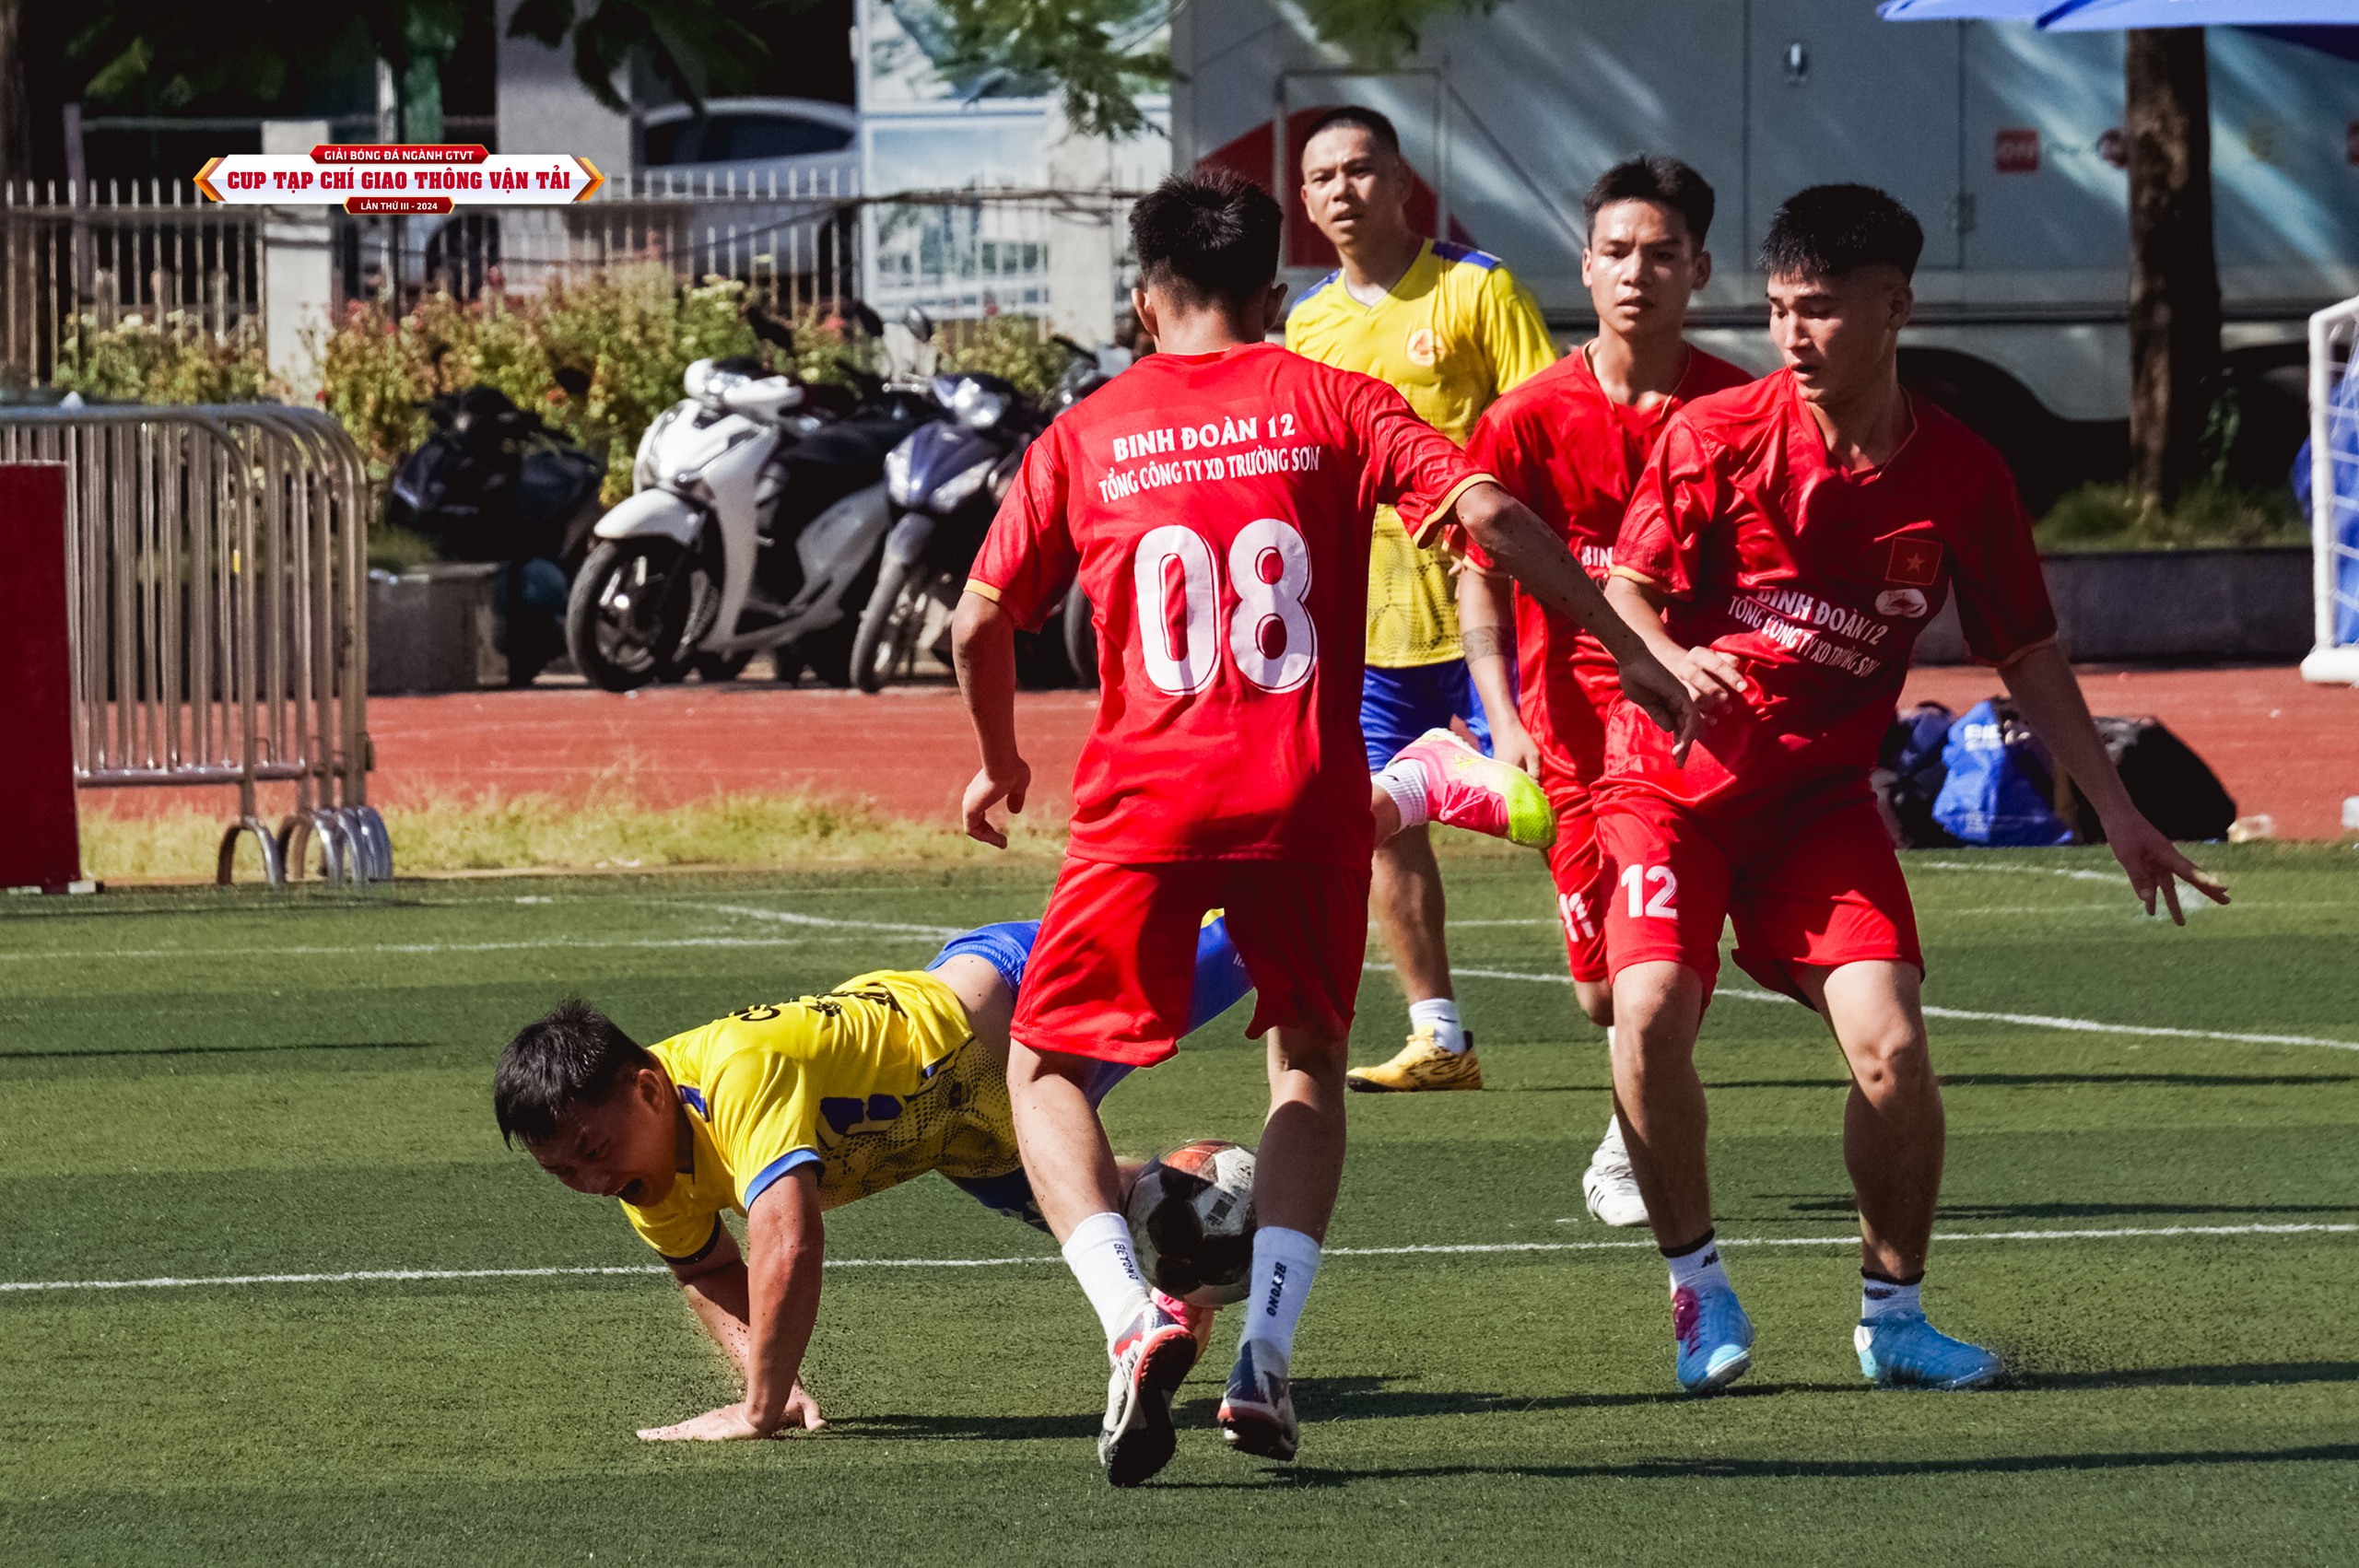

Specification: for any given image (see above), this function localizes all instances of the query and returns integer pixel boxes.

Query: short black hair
[493,999,658,1147]
[1299,105,1401,160]
[1759,183,1924,281]
[1584,156,1716,247]
[1132,170,1283,312]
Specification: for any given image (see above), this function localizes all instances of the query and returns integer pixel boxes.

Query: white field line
[1424,963,2359,1053]
[0,934,892,964]
[1915,859,2128,884]
[693,904,966,939]
[5,1222,2350,1296]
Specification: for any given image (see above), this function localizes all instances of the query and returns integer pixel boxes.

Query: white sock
[1062,1210,1151,1346]
[1371,760,1430,831]
[1663,1232,1730,1297]
[1861,1273,1924,1324]
[1239,1224,1322,1364]
[1407,997,1466,1054]
[1597,1107,1626,1158]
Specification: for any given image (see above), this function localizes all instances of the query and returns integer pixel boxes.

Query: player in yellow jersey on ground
[492,736,1555,1442]
[1285,105,1559,1093]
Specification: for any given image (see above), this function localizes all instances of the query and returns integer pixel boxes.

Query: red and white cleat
[1097,1300,1200,1488]
[1391,728,1557,848]
[1152,1288,1220,1359]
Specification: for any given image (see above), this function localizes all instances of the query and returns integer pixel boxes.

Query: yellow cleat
[1344,1028,1484,1093]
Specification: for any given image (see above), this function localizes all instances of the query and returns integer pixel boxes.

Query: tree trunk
[0,0,29,188]
[2125,28,2221,508]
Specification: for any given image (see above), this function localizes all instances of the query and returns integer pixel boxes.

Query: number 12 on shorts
[1621,863,1679,919]
[1133,519,1317,696]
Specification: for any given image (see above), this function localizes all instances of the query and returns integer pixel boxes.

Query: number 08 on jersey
[967,341,1494,869]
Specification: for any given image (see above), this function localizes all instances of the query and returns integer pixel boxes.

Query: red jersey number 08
[1132,519,1318,696]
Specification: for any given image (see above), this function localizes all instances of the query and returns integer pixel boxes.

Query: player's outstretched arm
[1603,572,1752,738]
[952,590,1031,848]
[1452,483,1696,754]
[639,1167,828,1440]
[1998,642,2229,925]
[659,1234,826,1432]
[1455,564,1537,775]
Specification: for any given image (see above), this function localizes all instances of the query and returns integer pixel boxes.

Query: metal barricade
[0,404,386,885]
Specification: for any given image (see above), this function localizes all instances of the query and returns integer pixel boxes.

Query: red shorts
[1011,857,1373,1067]
[1540,764,1610,984]
[1594,787,1921,1005]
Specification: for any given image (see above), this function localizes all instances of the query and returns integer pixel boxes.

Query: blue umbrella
[1878,0,2359,24]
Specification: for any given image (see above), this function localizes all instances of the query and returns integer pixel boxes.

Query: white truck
[1169,3,2359,506]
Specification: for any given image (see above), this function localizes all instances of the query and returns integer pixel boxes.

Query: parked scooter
[385,375,605,685]
[849,336,1114,692]
[566,314,937,692]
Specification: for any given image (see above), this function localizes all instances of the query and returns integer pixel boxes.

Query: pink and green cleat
[1391,728,1557,848]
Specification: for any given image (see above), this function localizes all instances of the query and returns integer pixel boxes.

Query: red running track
[86,665,2359,840]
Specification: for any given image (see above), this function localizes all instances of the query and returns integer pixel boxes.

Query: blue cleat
[1856,1312,2001,1389]
[1217,1338,1298,1461]
[1672,1284,1755,1393]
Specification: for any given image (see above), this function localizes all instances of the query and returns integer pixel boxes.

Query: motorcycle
[566,315,938,693]
[384,376,606,685]
[849,338,1115,692]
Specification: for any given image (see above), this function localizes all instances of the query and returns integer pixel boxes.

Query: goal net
[2301,295,2359,686]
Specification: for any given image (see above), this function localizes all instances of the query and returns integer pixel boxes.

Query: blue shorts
[1362,660,1493,771]
[928,917,1254,1229]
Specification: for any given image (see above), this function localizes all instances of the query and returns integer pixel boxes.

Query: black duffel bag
[2071,716,2237,844]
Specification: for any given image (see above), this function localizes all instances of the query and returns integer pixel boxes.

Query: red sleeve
[1344,372,1490,547]
[1456,402,1537,570]
[1612,414,1720,600]
[966,428,1079,631]
[1948,464,2058,664]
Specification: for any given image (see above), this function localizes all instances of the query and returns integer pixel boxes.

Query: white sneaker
[1582,1117,1649,1228]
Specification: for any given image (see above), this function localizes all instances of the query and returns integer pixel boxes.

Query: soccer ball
[1125,1138,1257,1306]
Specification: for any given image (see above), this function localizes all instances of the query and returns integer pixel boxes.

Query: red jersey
[1462,345,1754,780]
[1604,369,2056,812]
[968,342,1488,864]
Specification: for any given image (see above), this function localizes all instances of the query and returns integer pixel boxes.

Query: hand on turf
[961,758,1030,849]
[1620,654,1704,766]
[637,1386,825,1442]
[2106,813,2230,926]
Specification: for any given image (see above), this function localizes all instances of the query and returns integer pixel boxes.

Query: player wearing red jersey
[1596,185,2227,1396]
[1457,157,1754,1229]
[952,172,1694,1485]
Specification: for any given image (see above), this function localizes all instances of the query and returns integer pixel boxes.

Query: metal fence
[0,404,385,885]
[1,176,1137,387]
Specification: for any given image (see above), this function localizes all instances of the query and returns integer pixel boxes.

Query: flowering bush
[317,266,805,505]
[51,312,275,404]
[934,313,1074,404]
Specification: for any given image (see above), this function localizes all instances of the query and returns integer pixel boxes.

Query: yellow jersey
[619,968,1017,1263]
[1285,239,1557,667]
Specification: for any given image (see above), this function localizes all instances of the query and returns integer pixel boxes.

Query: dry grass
[78,790,1070,883]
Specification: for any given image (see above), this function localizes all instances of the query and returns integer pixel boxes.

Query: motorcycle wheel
[693,650,754,683]
[850,557,933,694]
[566,539,710,693]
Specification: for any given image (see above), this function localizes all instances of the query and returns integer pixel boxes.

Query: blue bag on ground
[1931,699,2073,847]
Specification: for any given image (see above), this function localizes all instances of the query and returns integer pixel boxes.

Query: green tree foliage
[927,0,1484,139]
[67,0,796,125]
[503,0,797,115]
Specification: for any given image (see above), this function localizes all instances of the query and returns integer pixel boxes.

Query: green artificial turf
[2,845,2354,1564]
